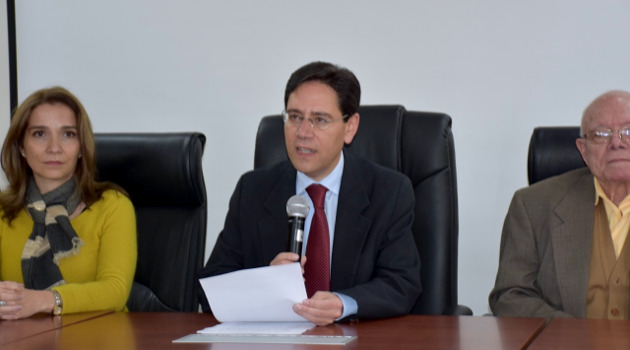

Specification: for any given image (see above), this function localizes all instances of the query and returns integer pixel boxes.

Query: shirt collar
[296,152,344,196]
[594,177,607,206]
[594,177,630,212]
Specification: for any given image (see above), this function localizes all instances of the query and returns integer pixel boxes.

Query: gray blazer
[489,167,594,319]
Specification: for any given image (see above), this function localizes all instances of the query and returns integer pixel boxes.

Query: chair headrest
[95,132,206,206]
[527,127,585,184]
[344,105,405,169]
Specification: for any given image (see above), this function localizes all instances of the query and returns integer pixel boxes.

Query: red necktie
[304,184,330,298]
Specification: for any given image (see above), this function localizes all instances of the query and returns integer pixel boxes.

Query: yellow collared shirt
[594,178,630,258]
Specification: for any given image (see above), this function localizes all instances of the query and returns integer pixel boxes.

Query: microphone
[286,195,310,260]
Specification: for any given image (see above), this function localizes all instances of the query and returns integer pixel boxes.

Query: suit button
[611,308,620,316]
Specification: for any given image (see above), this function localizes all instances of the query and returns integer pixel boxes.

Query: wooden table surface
[528,317,630,349]
[1,312,546,349]
[0,310,112,347]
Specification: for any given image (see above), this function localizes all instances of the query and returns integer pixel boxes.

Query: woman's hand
[13,289,56,319]
[0,281,56,320]
[0,281,24,320]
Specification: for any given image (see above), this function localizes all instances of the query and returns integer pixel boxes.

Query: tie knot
[306,184,328,209]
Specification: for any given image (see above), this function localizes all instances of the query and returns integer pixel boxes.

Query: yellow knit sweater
[0,190,137,314]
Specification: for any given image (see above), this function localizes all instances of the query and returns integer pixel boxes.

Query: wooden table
[1,313,546,349]
[529,318,630,349]
[0,310,112,346]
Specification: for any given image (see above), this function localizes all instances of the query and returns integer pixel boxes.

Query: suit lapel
[331,154,371,289]
[552,170,594,318]
[259,163,297,264]
[264,155,372,288]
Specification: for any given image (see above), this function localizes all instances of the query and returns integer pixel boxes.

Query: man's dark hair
[284,61,361,119]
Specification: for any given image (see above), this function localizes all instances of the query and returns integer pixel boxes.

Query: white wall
[0,1,10,176]
[14,0,630,315]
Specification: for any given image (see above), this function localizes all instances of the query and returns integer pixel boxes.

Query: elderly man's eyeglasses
[583,127,630,144]
[282,111,349,131]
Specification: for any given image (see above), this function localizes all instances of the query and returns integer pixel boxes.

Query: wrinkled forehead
[582,93,630,130]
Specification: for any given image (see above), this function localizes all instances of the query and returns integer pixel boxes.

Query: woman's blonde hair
[0,86,124,222]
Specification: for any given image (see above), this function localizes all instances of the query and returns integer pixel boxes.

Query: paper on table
[198,321,314,335]
[199,262,310,322]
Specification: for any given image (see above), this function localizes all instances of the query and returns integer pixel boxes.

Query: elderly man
[198,61,421,325]
[490,90,630,320]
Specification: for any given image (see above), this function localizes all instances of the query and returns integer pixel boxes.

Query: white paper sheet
[198,321,314,335]
[173,334,357,345]
[199,262,310,322]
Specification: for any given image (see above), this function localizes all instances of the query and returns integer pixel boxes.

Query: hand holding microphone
[286,195,310,260]
[270,195,310,267]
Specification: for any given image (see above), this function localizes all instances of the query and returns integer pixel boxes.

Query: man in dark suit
[198,61,421,325]
[490,90,630,320]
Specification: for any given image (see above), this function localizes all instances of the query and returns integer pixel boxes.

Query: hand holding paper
[199,262,309,322]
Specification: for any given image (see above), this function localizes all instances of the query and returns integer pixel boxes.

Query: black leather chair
[94,133,207,312]
[254,105,472,315]
[528,127,585,185]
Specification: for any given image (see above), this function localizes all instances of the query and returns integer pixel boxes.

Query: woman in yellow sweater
[0,87,137,319]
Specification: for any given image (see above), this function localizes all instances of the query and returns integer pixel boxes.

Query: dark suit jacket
[198,152,421,319]
[489,167,595,319]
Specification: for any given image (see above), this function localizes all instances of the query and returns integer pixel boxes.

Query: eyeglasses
[583,126,630,144]
[282,110,349,131]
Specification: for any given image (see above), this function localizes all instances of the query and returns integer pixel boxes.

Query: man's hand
[270,252,306,270]
[293,291,343,326]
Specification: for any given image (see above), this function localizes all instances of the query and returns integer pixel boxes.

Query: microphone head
[286,195,310,218]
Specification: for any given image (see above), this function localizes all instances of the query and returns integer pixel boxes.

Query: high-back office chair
[528,127,585,185]
[94,133,207,312]
[254,105,471,315]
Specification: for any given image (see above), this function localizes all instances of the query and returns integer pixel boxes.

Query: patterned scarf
[21,178,84,290]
